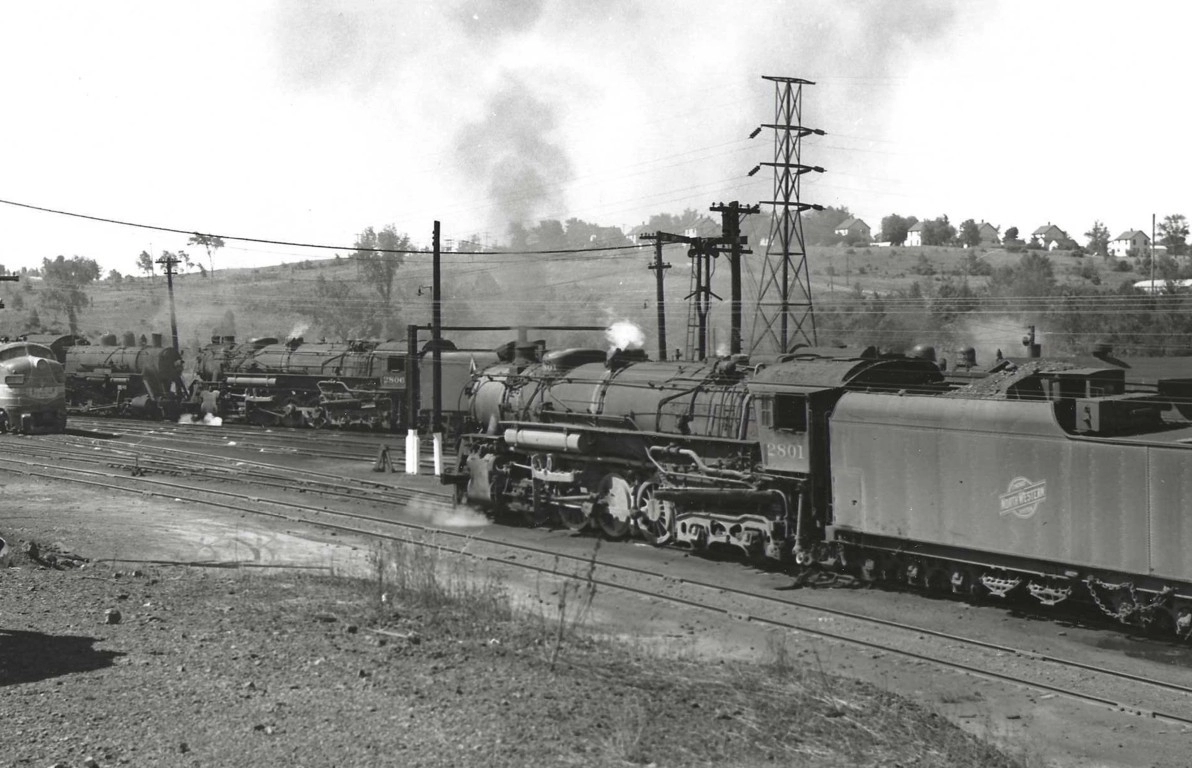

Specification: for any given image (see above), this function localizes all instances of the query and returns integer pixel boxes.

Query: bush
[910,254,936,276]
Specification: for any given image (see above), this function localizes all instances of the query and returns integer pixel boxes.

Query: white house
[905,221,925,247]
[1110,230,1150,258]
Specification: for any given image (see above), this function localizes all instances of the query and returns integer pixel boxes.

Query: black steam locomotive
[23,333,187,420]
[192,335,501,430]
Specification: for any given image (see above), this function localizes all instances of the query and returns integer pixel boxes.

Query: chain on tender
[1085,576,1174,627]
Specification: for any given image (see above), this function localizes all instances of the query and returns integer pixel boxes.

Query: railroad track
[6,431,1192,726]
[67,415,445,472]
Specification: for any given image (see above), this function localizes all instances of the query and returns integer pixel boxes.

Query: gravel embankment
[0,538,1028,768]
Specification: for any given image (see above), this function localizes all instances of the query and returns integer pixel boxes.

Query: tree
[188,233,226,276]
[879,214,917,246]
[958,219,981,248]
[308,274,371,339]
[961,251,992,276]
[40,255,100,334]
[1004,226,1020,243]
[136,250,155,278]
[989,251,1056,298]
[1084,220,1110,258]
[352,225,409,338]
[802,206,852,246]
[106,269,123,283]
[920,215,956,246]
[1158,214,1189,257]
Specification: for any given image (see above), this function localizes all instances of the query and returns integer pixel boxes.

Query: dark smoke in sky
[453,76,573,229]
[268,1,962,238]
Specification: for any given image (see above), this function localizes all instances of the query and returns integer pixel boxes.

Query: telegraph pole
[431,220,443,434]
[0,274,16,310]
[711,201,759,355]
[643,237,672,360]
[155,252,181,353]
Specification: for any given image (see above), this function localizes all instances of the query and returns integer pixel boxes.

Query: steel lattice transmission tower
[749,75,825,355]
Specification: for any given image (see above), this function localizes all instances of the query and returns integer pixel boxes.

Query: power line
[0,197,646,257]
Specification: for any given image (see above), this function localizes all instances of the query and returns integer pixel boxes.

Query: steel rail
[5,442,1192,725]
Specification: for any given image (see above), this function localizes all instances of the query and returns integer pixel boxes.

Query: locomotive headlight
[5,375,24,386]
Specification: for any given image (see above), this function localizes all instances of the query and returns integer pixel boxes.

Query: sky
[0,0,1189,278]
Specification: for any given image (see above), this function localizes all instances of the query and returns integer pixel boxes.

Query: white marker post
[404,429,420,475]
[432,432,443,476]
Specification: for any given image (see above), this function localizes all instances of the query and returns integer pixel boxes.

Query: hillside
[0,243,1145,363]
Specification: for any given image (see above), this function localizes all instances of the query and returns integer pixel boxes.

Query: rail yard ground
[0,464,1187,767]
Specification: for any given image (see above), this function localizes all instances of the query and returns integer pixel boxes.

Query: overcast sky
[0,0,1187,277]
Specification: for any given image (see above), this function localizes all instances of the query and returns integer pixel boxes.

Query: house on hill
[905,221,925,247]
[1032,223,1069,250]
[1110,230,1150,258]
[977,221,1000,245]
[626,214,719,244]
[833,217,871,242]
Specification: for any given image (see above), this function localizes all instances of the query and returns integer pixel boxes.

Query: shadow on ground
[0,629,124,686]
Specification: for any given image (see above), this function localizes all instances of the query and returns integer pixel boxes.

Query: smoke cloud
[453,74,574,230]
[605,320,646,351]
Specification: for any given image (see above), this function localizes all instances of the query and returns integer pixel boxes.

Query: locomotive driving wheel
[594,474,633,540]
[632,480,674,546]
[556,499,591,532]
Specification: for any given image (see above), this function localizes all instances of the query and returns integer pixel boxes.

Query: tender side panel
[830,393,1151,576]
[1148,447,1192,580]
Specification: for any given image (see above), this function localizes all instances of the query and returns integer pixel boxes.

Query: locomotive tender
[0,339,67,434]
[450,344,1192,638]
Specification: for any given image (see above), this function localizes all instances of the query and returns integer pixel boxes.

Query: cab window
[759,394,808,432]
[774,395,808,432]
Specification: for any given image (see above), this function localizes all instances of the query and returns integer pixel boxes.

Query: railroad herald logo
[999,476,1046,519]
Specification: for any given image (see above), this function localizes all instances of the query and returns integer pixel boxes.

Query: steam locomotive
[27,330,502,431]
[0,339,67,433]
[23,333,189,420]
[193,335,500,431]
[448,343,1192,638]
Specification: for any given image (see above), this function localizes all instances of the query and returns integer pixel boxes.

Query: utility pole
[749,75,825,354]
[686,238,720,361]
[711,201,759,355]
[155,252,181,353]
[431,220,442,435]
[640,234,674,360]
[0,274,16,310]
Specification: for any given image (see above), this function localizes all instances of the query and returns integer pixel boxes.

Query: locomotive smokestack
[513,342,537,367]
